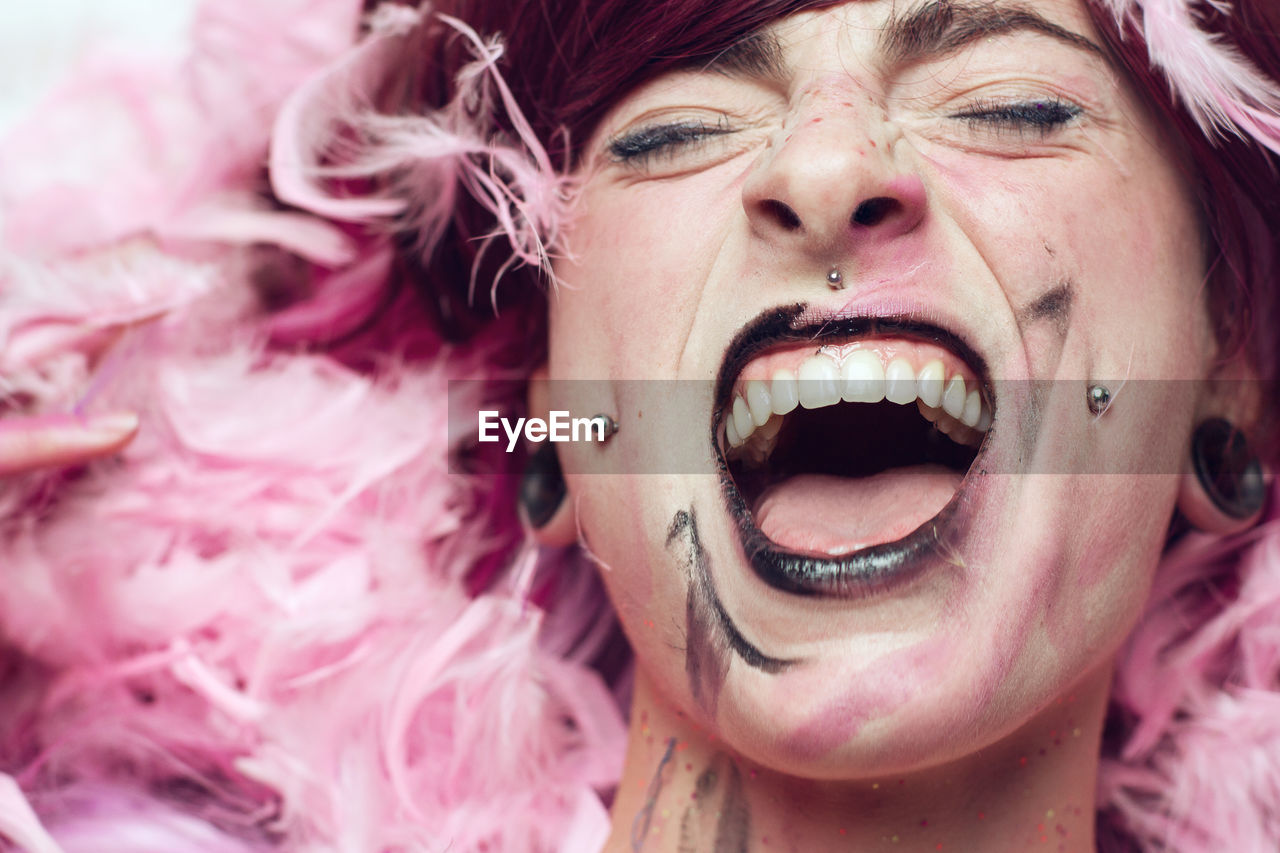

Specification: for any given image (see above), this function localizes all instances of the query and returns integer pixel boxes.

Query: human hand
[0,412,139,477]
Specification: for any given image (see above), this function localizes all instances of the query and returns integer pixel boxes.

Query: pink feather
[1098,0,1280,153]
[269,6,575,307]
[1102,492,1280,850]
[0,2,623,849]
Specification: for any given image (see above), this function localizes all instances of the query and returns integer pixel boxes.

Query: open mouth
[714,309,994,597]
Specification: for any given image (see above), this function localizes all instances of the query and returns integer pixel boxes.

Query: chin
[707,606,1118,780]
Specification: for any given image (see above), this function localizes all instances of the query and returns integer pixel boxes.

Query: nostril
[761,199,803,231]
[852,197,900,227]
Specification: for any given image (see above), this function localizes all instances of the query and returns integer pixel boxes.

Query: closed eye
[949,98,1083,134]
[608,117,735,165]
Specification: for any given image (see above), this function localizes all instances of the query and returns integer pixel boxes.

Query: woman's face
[545,0,1213,774]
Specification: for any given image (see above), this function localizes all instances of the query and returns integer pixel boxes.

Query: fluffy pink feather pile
[0,2,622,850]
[1,0,1279,850]
[1102,499,1280,850]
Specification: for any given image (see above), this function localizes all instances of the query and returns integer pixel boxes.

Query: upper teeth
[724,352,992,451]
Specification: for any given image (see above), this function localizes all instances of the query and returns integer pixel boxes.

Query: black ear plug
[1191,418,1265,519]
[519,444,566,529]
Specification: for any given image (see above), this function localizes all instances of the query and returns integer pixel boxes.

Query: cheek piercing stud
[1087,384,1112,416]
[591,413,619,442]
[826,268,845,290]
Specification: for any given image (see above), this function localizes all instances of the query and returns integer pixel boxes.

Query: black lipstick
[712,304,993,598]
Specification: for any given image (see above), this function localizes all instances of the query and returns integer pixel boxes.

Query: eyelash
[607,96,1082,165]
[949,98,1084,133]
[608,117,734,165]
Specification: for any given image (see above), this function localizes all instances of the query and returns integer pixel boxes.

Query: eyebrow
[700,29,789,80]
[880,0,1106,65]
[697,0,1104,82]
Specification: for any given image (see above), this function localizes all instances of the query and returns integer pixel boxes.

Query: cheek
[1061,172,1205,378]
[1000,475,1175,655]
[545,177,746,711]
[761,635,956,767]
[925,145,1206,377]
[565,471,701,686]
[550,179,736,380]
[569,474,663,658]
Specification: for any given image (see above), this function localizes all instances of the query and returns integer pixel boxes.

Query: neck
[605,669,1110,853]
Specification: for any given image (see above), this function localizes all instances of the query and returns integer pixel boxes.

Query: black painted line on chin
[671,508,731,717]
[704,566,793,674]
[672,508,796,673]
[667,508,795,716]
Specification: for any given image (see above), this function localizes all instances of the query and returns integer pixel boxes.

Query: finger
[0,412,139,477]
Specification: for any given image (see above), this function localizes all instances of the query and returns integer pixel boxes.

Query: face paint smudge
[679,809,696,853]
[677,754,750,853]
[1018,281,1074,339]
[670,509,731,716]
[1009,280,1075,460]
[631,736,677,852]
[667,508,796,716]
[779,635,949,762]
[713,761,750,853]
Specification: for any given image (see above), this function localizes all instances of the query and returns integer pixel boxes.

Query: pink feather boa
[0,2,621,850]
[0,1,1277,850]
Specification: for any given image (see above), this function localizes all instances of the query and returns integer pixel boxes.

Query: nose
[742,98,926,257]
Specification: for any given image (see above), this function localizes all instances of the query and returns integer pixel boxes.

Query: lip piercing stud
[591,413,619,442]
[826,268,845,290]
[1087,384,1111,416]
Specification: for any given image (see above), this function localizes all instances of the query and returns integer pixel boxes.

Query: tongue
[754,466,961,556]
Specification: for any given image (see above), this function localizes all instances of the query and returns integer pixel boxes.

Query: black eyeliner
[607,117,732,162]
[952,98,1083,133]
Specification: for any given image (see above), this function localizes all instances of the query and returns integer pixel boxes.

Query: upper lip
[712,302,994,422]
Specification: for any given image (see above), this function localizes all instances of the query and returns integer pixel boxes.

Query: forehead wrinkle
[880,0,1107,66]
[676,1,1107,96]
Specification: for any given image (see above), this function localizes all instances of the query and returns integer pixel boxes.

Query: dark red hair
[370,0,839,354]
[1085,0,1280,457]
